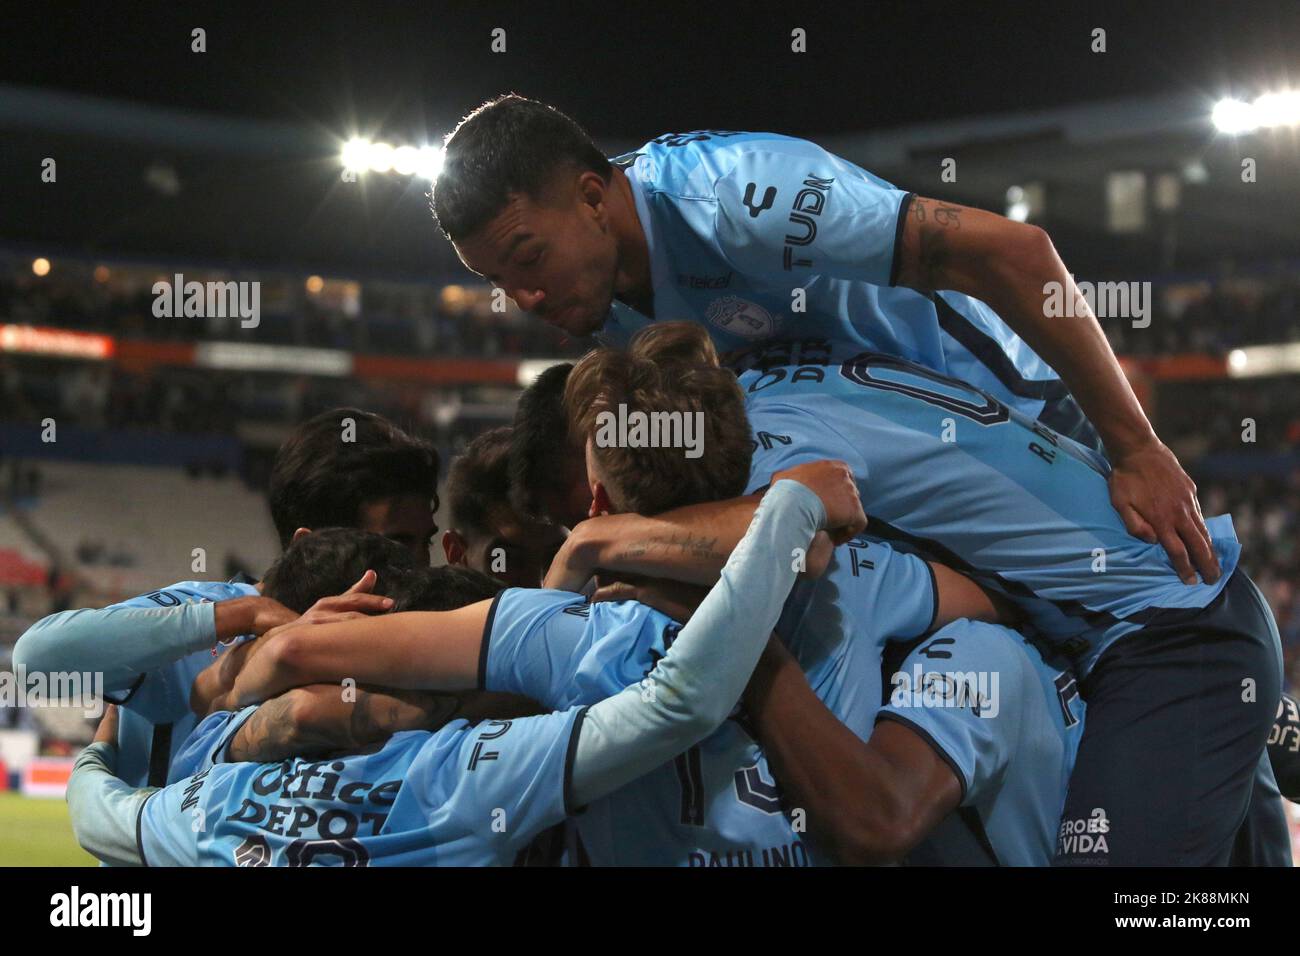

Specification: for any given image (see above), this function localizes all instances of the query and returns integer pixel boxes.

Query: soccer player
[508,362,592,528]
[66,470,854,865]
[559,322,1284,866]
[12,408,440,788]
[441,427,566,587]
[431,94,1218,588]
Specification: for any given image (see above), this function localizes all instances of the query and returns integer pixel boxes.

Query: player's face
[453,175,618,338]
[357,494,437,564]
[464,506,567,588]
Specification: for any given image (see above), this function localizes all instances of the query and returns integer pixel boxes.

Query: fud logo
[706,295,778,340]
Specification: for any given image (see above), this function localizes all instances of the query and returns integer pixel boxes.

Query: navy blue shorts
[1054,569,1284,866]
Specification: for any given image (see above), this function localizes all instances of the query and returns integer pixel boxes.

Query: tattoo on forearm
[614,533,725,567]
[228,696,300,763]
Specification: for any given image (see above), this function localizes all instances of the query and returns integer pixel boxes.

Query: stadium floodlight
[1253,90,1300,128]
[1213,90,1300,134]
[392,145,419,176]
[31,257,51,277]
[416,145,445,182]
[341,137,371,173]
[367,142,395,173]
[1212,98,1257,134]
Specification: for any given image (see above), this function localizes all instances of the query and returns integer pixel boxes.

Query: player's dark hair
[509,363,575,521]
[405,565,505,612]
[267,408,440,550]
[262,528,504,615]
[446,427,514,539]
[431,94,612,241]
[261,528,422,614]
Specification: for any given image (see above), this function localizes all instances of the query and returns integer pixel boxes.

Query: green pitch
[0,792,96,866]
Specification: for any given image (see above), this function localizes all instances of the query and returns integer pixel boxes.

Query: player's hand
[1108,439,1218,585]
[542,527,595,593]
[298,570,395,624]
[772,460,867,545]
[93,703,119,746]
[803,530,834,579]
[592,575,708,622]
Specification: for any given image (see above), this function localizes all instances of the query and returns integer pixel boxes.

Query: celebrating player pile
[19,95,1294,866]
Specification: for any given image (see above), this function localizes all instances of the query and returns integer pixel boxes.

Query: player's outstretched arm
[744,638,961,864]
[228,600,493,707]
[543,492,836,593]
[222,685,458,763]
[67,706,152,867]
[568,465,864,806]
[12,593,298,699]
[895,196,1217,586]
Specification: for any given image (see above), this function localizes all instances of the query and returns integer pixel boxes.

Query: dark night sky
[6,0,1300,141]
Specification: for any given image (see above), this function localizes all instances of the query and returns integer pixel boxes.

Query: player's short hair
[261,527,422,614]
[431,94,612,242]
[509,362,575,521]
[267,408,440,549]
[565,322,752,516]
[262,527,503,614]
[406,565,506,612]
[446,426,513,539]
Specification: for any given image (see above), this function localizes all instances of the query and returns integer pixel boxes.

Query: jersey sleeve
[850,540,937,640]
[430,707,588,853]
[482,588,595,707]
[876,620,1028,804]
[745,402,874,494]
[711,138,912,288]
[14,580,254,723]
[167,707,259,781]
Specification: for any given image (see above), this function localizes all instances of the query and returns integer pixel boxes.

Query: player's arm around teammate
[68,469,866,865]
[544,492,1014,630]
[894,196,1216,587]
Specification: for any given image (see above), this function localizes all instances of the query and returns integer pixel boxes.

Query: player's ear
[442,530,467,567]
[590,481,613,518]
[291,527,312,543]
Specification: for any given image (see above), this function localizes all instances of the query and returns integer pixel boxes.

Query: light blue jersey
[139,704,585,866]
[484,551,937,866]
[739,348,1242,676]
[880,620,1084,866]
[96,580,257,787]
[603,131,1074,431]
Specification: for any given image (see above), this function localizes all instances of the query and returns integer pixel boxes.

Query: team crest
[706,296,778,340]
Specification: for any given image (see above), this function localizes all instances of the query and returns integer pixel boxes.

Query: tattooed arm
[227,684,457,763]
[895,196,1217,586]
[543,493,836,592]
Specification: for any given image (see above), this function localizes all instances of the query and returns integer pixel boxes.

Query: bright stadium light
[341,137,371,173]
[1253,89,1300,128]
[416,145,444,181]
[1213,90,1300,134]
[392,145,419,176]
[31,257,50,277]
[367,142,395,173]
[1212,98,1257,134]
[1227,349,1249,372]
